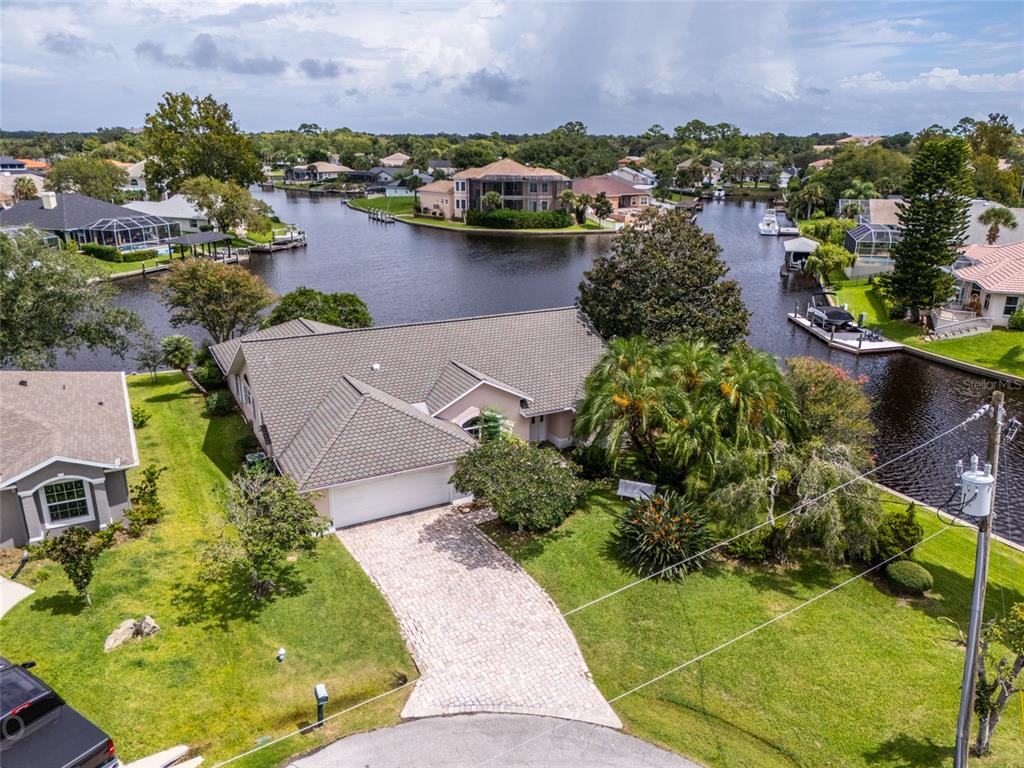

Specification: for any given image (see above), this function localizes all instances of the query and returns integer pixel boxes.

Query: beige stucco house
[210,308,604,529]
[951,242,1024,326]
[452,158,571,218]
[0,372,138,548]
[417,179,454,218]
[572,175,653,223]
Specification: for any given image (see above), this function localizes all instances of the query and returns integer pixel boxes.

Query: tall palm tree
[13,176,38,200]
[978,206,1018,244]
[558,189,576,211]
[717,346,801,451]
[800,182,831,219]
[161,335,207,394]
[840,178,879,200]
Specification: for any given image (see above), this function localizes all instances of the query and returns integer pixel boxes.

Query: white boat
[713,188,725,200]
[758,210,779,236]
[778,225,800,236]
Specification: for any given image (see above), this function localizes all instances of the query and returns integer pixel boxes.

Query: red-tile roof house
[952,242,1024,326]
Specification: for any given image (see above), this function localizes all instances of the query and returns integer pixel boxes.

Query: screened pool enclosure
[69,214,181,250]
[843,223,902,256]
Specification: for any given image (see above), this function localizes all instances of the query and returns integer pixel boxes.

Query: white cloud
[841,67,1024,93]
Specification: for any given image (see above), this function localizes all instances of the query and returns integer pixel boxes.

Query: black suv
[0,657,118,768]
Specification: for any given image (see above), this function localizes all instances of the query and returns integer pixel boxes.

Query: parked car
[0,657,118,768]
[806,292,859,332]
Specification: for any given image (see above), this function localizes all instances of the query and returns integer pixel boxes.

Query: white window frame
[1003,295,1020,317]
[40,478,95,529]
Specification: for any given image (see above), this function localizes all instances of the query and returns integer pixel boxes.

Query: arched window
[462,416,482,439]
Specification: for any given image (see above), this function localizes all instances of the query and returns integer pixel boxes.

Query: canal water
[66,190,1022,543]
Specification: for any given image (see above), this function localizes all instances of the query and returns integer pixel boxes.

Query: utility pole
[954,390,1004,767]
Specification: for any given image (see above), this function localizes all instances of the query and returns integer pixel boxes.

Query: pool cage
[1,225,62,248]
[69,214,181,250]
[844,223,902,257]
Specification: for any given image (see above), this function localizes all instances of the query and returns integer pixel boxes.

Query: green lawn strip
[832,275,1024,376]
[0,373,415,764]
[404,215,607,233]
[488,489,1024,768]
[347,196,417,215]
[91,253,185,275]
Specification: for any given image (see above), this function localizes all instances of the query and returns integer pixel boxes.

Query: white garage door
[329,464,460,528]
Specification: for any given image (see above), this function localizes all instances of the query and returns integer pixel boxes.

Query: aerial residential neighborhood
[0,2,1022,768]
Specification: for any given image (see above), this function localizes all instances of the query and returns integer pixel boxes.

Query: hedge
[465,208,573,229]
[81,243,160,263]
[885,560,933,595]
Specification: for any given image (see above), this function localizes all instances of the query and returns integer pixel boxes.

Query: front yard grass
[91,251,188,275]
[0,373,415,766]
[488,489,1024,768]
[347,196,417,215]
[833,275,1024,377]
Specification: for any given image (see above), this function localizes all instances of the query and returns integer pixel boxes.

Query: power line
[470,525,953,767]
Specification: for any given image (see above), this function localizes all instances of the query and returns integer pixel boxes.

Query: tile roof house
[417,179,454,219]
[286,161,354,183]
[380,151,412,167]
[452,159,571,217]
[951,242,1024,326]
[571,175,653,222]
[0,371,138,547]
[609,166,657,189]
[210,308,604,528]
[384,172,433,197]
[16,158,49,172]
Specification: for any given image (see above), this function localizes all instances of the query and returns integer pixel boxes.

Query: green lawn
[347,196,417,215]
[405,215,608,233]
[833,276,1024,377]
[91,251,188,275]
[488,489,1024,768]
[0,373,415,766]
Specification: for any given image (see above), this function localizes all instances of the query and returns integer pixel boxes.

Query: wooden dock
[367,208,397,223]
[787,313,903,355]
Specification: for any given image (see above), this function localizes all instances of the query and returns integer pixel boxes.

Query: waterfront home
[0,191,180,251]
[380,151,412,167]
[0,371,138,548]
[210,307,604,528]
[416,179,454,217]
[286,161,353,183]
[572,174,653,222]
[125,194,210,232]
[950,242,1024,327]
[385,172,433,197]
[452,158,571,216]
[610,165,658,189]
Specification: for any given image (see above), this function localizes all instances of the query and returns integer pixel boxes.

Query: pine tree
[889,137,973,322]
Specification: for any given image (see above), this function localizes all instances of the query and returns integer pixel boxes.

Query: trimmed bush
[203,390,236,416]
[131,406,151,429]
[727,524,786,564]
[465,208,573,230]
[1008,310,1024,331]
[872,503,923,564]
[193,361,226,390]
[615,491,714,578]
[885,560,933,595]
[81,242,124,262]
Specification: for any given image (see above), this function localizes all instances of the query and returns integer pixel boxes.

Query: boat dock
[250,230,307,252]
[367,208,397,223]
[787,311,903,354]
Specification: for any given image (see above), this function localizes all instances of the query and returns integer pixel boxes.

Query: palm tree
[573,193,593,225]
[13,176,37,200]
[718,347,801,451]
[800,182,831,219]
[558,189,576,212]
[572,336,670,473]
[161,335,207,394]
[978,206,1018,244]
[840,178,879,201]
[481,190,503,211]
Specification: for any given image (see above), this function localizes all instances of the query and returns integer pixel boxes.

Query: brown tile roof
[571,175,646,198]
[0,371,137,486]
[16,158,48,170]
[418,179,453,194]
[955,243,1024,294]
[454,158,569,181]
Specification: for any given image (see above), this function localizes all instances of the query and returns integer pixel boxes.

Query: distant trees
[450,139,501,170]
[266,286,372,328]
[44,156,128,202]
[141,92,263,195]
[159,260,274,343]
[889,137,973,322]
[579,208,749,350]
[13,176,38,200]
[179,176,273,233]
[978,206,1019,244]
[0,231,141,368]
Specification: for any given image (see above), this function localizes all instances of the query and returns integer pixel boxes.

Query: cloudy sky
[2,0,1022,135]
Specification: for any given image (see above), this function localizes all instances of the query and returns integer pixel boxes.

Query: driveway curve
[288,713,700,768]
[337,505,620,728]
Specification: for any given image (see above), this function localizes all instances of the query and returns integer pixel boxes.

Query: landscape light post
[953,390,1004,768]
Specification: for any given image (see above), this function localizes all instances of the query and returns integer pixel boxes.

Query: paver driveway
[337,505,621,728]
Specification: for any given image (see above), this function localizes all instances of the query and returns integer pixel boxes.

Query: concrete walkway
[0,577,33,619]
[288,713,700,768]
[337,506,620,728]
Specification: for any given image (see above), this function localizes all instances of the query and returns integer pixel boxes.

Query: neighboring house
[808,158,832,170]
[452,158,571,216]
[0,156,28,174]
[416,179,454,218]
[123,160,147,196]
[380,151,412,167]
[286,161,353,182]
[427,159,454,177]
[367,167,401,184]
[950,242,1024,327]
[617,155,645,166]
[210,307,604,528]
[385,172,433,197]
[0,371,138,547]
[0,173,45,201]
[572,175,653,218]
[16,158,49,173]
[812,144,837,152]
[837,135,883,147]
[0,191,180,251]
[610,166,658,189]
[705,160,724,185]
[778,165,799,188]
[125,194,210,233]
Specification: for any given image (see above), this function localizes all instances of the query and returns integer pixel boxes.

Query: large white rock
[103,616,160,652]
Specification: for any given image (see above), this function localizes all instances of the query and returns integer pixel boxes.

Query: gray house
[0,371,139,548]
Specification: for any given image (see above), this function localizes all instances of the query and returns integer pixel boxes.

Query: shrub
[193,360,226,390]
[465,208,573,230]
[451,438,585,531]
[1008,310,1024,331]
[798,217,857,246]
[885,559,933,595]
[204,390,236,416]
[125,463,166,536]
[872,503,923,564]
[128,248,159,262]
[81,242,123,262]
[727,524,786,564]
[131,405,151,429]
[34,526,111,604]
[811,209,826,219]
[615,491,714,578]
[571,442,614,480]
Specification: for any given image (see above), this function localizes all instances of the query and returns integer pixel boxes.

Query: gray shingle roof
[213,307,603,488]
[0,193,155,233]
[0,371,137,485]
[209,318,344,371]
